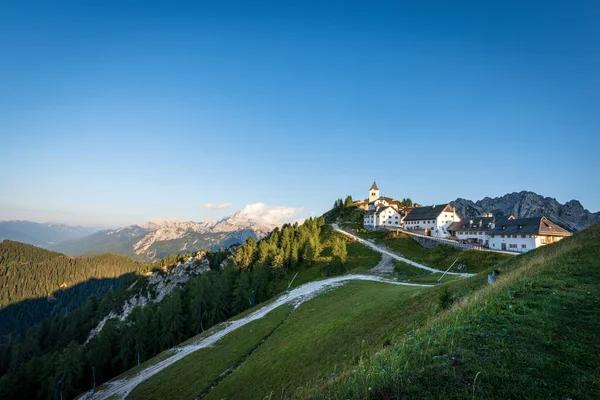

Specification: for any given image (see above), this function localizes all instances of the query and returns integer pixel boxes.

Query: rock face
[86,252,211,342]
[451,191,600,232]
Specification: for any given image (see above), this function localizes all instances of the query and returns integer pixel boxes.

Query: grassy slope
[130,278,465,400]
[357,230,510,273]
[128,305,294,400]
[204,282,435,400]
[392,260,461,284]
[313,222,600,399]
[112,226,383,399]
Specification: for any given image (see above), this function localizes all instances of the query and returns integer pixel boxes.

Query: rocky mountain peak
[451,192,599,232]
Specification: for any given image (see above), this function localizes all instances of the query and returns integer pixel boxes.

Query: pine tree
[344,195,354,207]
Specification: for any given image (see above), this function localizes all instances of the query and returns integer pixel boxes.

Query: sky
[1,1,599,227]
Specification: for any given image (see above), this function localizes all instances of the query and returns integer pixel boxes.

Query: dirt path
[332,224,476,277]
[369,253,395,273]
[87,275,432,400]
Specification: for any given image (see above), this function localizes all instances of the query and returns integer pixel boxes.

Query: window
[521,234,526,238]
[490,235,495,238]
[521,244,526,249]
[478,232,482,235]
[540,236,546,244]
[512,235,517,238]
[509,244,517,249]
[501,235,505,238]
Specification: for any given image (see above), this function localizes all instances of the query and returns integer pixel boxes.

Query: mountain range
[2,193,597,261]
[451,191,600,232]
[0,221,99,246]
[47,203,289,260]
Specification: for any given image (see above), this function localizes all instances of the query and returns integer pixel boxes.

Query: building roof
[368,196,401,207]
[375,205,397,215]
[403,204,454,221]
[448,216,495,232]
[488,216,572,236]
[370,181,379,191]
[364,205,398,216]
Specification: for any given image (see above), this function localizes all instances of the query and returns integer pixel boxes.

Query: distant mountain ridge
[0,220,99,246]
[49,204,292,260]
[451,191,600,232]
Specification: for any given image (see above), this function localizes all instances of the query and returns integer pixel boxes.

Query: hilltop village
[354,181,572,253]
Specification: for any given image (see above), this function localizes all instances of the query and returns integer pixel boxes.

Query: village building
[402,203,460,238]
[447,213,497,245]
[360,181,406,230]
[355,181,403,212]
[487,216,572,252]
[364,205,404,229]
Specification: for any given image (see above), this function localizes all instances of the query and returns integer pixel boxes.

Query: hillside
[0,220,99,246]
[0,240,148,342]
[85,222,599,400]
[0,217,342,400]
[452,191,600,231]
[50,204,293,260]
[312,222,600,399]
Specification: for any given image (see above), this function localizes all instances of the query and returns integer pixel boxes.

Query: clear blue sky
[1,1,599,227]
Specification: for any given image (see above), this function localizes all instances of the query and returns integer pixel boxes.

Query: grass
[309,222,600,399]
[204,280,444,400]
[127,304,294,400]
[392,260,461,284]
[125,278,483,400]
[356,230,510,273]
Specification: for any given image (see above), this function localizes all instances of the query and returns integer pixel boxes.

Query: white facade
[403,207,460,238]
[488,233,566,252]
[455,230,489,244]
[363,206,402,230]
[368,186,380,203]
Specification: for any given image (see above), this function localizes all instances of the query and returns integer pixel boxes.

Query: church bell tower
[369,181,380,202]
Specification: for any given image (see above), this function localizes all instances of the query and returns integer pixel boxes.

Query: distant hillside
[50,204,290,260]
[0,240,148,342]
[0,220,99,246]
[452,191,600,231]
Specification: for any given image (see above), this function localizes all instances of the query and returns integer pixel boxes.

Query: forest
[0,217,331,400]
[0,240,154,343]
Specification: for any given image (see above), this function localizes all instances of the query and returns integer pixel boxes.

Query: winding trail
[332,224,476,277]
[88,275,432,400]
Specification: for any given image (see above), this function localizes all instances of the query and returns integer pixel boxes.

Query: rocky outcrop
[452,191,600,232]
[86,252,211,342]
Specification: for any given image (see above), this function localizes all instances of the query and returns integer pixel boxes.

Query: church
[356,181,406,230]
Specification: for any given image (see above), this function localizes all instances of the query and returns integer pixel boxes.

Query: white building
[402,203,460,238]
[363,205,403,230]
[447,214,496,245]
[487,216,571,252]
[361,181,405,230]
[356,181,403,212]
